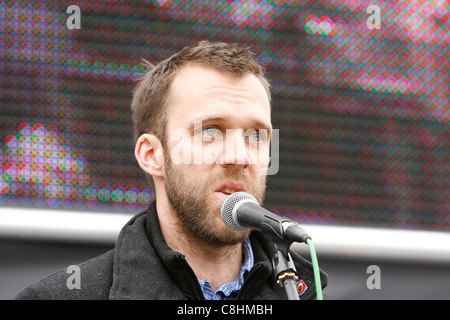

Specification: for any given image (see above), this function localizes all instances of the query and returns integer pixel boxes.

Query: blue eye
[252,132,262,142]
[201,127,221,141]
[247,130,266,143]
[204,128,217,136]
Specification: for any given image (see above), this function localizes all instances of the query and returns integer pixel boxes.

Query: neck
[155,197,243,291]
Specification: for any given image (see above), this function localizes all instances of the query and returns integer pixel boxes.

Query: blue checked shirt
[198,238,254,300]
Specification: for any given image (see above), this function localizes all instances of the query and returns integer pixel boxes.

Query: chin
[215,223,251,246]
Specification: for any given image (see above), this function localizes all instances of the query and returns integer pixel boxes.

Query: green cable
[306,238,323,300]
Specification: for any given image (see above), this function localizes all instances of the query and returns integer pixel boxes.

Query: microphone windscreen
[220,192,257,231]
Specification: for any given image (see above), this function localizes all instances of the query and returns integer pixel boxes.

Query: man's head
[132,40,272,246]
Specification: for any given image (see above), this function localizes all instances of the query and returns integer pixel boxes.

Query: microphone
[220,192,310,243]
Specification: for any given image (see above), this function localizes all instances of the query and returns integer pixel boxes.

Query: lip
[214,181,246,202]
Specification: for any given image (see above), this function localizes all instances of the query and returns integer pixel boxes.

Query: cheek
[248,145,270,171]
[166,132,194,165]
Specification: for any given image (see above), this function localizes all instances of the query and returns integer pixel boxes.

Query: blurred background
[0,0,449,299]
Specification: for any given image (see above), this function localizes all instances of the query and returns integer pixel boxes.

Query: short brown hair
[130,40,271,190]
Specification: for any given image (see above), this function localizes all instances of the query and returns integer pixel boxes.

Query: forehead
[167,64,271,129]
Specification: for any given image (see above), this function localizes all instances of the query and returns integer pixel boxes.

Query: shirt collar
[199,237,254,300]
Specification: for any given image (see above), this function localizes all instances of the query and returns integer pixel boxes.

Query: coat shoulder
[16,249,115,300]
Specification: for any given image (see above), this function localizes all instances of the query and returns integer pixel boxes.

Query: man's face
[162,64,272,246]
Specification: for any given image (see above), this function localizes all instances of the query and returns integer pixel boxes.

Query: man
[16,41,327,300]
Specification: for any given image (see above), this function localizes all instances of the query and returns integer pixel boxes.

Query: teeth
[222,188,237,194]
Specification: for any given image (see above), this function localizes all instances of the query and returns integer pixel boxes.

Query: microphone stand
[272,238,299,300]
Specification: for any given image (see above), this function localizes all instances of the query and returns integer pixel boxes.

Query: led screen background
[0,0,448,231]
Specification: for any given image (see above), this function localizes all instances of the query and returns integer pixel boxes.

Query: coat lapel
[108,211,186,299]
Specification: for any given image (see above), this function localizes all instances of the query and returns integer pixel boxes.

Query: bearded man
[17,41,327,300]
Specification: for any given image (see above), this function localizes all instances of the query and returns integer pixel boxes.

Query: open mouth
[220,188,239,195]
[214,182,245,202]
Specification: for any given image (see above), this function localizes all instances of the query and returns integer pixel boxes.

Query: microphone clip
[272,239,300,300]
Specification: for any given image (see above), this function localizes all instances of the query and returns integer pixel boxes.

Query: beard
[163,148,267,247]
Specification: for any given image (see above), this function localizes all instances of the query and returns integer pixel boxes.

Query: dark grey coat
[16,201,328,300]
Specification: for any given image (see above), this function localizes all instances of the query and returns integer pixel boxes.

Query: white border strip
[0,207,132,245]
[1,207,449,263]
[293,224,450,264]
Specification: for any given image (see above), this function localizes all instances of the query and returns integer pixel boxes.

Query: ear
[134,133,165,179]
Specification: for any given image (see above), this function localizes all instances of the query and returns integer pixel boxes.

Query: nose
[221,129,249,170]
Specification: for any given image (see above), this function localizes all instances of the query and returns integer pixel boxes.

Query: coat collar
[108,202,188,299]
[145,201,205,299]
